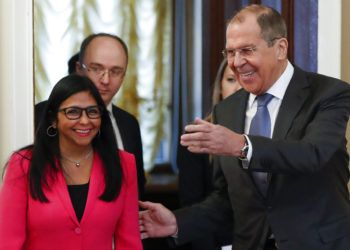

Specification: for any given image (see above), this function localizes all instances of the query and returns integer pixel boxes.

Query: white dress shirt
[243,61,294,163]
[107,103,124,150]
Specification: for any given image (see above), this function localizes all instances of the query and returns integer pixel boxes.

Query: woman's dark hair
[30,74,122,202]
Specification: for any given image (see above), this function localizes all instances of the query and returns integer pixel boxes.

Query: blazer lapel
[273,66,310,140]
[268,67,310,197]
[80,152,104,224]
[217,90,248,133]
[55,169,80,225]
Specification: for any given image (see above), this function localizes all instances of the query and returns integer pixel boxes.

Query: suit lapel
[268,67,310,197]
[55,169,80,225]
[80,152,104,224]
[273,66,310,139]
[216,90,248,133]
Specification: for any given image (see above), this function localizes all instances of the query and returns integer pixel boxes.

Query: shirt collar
[248,60,294,107]
[106,103,113,114]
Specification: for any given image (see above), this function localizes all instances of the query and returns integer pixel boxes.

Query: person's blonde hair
[205,58,231,122]
[212,58,229,107]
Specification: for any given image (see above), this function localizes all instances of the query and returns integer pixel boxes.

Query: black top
[67,182,89,222]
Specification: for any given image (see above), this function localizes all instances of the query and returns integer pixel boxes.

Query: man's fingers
[139,210,148,218]
[187,146,210,154]
[141,232,149,239]
[184,124,211,134]
[138,200,149,208]
[184,120,213,134]
[181,132,209,146]
[193,117,210,125]
[139,200,157,210]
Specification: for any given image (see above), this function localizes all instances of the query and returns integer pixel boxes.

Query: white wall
[341,0,350,83]
[340,0,350,174]
[318,0,341,78]
[318,0,349,185]
[0,0,34,171]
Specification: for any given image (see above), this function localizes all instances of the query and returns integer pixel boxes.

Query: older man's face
[225,13,288,95]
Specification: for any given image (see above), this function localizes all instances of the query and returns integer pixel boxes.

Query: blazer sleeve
[0,152,29,250]
[114,151,142,250]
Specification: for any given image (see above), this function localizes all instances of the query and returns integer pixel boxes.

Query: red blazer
[0,149,142,250]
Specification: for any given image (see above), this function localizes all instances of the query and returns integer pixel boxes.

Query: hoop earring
[46,125,57,137]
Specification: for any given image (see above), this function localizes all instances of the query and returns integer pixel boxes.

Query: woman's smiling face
[55,91,101,151]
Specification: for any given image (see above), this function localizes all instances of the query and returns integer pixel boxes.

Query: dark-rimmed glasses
[59,106,103,120]
[81,63,125,79]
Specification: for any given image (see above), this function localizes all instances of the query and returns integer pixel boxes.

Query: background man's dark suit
[35,101,146,198]
[174,66,350,250]
[177,145,232,250]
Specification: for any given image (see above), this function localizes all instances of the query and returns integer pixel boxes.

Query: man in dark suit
[139,4,350,250]
[35,33,146,198]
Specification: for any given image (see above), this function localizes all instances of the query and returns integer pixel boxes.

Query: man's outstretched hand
[139,201,178,239]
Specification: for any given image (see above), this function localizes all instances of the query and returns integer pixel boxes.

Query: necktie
[249,93,274,195]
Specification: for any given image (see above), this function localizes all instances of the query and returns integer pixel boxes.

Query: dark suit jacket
[177,144,232,250]
[174,66,350,250]
[35,101,146,199]
[177,144,213,207]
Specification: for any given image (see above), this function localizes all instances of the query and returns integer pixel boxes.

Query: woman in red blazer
[0,75,142,250]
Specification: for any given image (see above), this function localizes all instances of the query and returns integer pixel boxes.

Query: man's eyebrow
[89,62,124,70]
[88,62,103,67]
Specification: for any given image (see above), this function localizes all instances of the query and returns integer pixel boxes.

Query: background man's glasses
[59,106,103,120]
[81,63,125,79]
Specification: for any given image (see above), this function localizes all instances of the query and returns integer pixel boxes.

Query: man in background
[67,52,79,74]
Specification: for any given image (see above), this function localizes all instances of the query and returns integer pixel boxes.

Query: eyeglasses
[222,46,257,60]
[81,63,125,79]
[58,106,103,120]
[222,37,284,60]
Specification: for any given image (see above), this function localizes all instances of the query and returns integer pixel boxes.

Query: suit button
[75,227,82,234]
[267,206,272,210]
